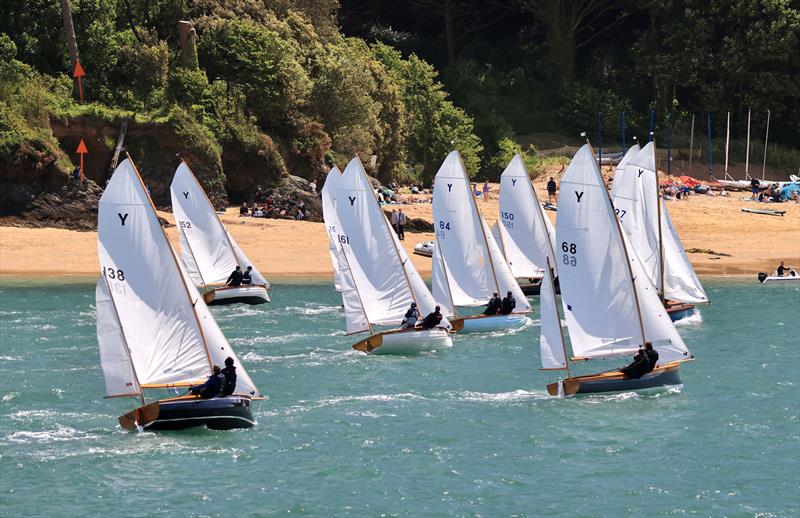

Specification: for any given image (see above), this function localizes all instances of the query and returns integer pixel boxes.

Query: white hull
[204,285,270,305]
[459,313,528,333]
[353,328,453,355]
[759,275,800,284]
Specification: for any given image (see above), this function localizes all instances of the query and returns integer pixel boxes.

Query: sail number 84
[561,241,577,267]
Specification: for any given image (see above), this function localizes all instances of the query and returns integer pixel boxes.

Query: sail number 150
[561,241,577,267]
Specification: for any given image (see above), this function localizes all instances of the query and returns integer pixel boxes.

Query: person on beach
[644,342,659,373]
[219,357,238,397]
[401,303,419,329]
[484,292,501,315]
[620,348,651,379]
[241,266,253,285]
[398,209,407,240]
[191,365,224,398]
[421,306,443,329]
[499,291,516,315]
[547,177,558,203]
[390,209,399,235]
[750,178,760,200]
[240,202,249,216]
[482,182,491,202]
[226,266,244,287]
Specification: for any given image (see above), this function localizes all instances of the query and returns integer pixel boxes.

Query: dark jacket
[220,366,237,396]
[421,311,443,329]
[644,348,659,373]
[621,353,651,379]
[226,269,244,287]
[193,372,223,399]
[483,297,500,315]
[242,270,252,285]
[499,295,516,315]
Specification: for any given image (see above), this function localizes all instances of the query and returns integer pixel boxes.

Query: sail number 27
[561,242,577,267]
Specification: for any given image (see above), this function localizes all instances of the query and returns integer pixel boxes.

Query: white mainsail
[610,142,662,293]
[556,145,690,362]
[431,151,530,312]
[321,166,370,334]
[661,201,709,304]
[97,158,260,397]
[498,154,557,277]
[170,162,268,287]
[539,259,567,370]
[335,157,450,329]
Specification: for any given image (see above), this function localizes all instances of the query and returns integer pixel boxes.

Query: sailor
[219,357,238,397]
[483,292,501,315]
[226,266,244,287]
[499,291,516,315]
[644,342,659,373]
[401,303,419,329]
[421,306,443,329]
[619,348,651,379]
[191,365,224,398]
[242,266,253,285]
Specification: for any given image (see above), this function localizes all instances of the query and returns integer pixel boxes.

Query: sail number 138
[561,241,577,267]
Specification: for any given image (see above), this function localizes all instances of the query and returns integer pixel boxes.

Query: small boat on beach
[323,159,453,355]
[170,162,270,305]
[97,157,262,431]
[413,240,435,257]
[540,145,693,397]
[611,142,709,322]
[431,151,532,333]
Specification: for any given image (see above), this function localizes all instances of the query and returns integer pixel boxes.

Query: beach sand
[1,177,798,279]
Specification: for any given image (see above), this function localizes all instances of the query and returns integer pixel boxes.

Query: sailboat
[324,157,454,355]
[97,157,262,430]
[540,144,692,396]
[431,151,532,333]
[610,141,708,321]
[493,154,558,295]
[170,162,270,305]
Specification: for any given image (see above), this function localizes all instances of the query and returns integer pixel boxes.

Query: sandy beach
[1,177,798,280]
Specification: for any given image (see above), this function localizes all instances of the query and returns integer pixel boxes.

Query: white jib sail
[610,142,662,293]
[321,166,371,334]
[99,159,260,396]
[482,217,531,313]
[539,260,567,370]
[432,151,495,306]
[336,157,449,328]
[661,199,709,304]
[170,162,268,287]
[431,239,457,317]
[498,154,557,277]
[556,145,643,360]
[95,278,140,397]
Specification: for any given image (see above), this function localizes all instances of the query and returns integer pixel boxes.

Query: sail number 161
[561,241,577,267]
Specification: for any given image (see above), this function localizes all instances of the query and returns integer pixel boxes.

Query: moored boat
[757,272,800,284]
[97,156,263,431]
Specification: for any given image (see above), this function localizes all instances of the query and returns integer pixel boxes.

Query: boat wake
[673,311,703,326]
[283,304,342,316]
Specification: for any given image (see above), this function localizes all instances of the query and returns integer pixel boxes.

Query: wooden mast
[654,138,666,302]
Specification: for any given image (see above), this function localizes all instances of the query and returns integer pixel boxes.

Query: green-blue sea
[1,278,798,517]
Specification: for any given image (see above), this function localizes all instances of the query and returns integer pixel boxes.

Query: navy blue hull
[667,305,697,322]
[576,367,683,394]
[144,396,255,431]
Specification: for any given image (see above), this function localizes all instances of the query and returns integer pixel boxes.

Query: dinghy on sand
[432,151,532,333]
[97,157,262,430]
[323,159,453,355]
[541,145,693,397]
[170,162,270,305]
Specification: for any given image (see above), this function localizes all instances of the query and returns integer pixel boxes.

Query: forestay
[321,166,370,334]
[610,142,661,293]
[539,260,567,370]
[335,157,449,329]
[661,200,709,304]
[97,159,260,397]
[170,162,268,287]
[556,145,643,359]
[498,154,557,277]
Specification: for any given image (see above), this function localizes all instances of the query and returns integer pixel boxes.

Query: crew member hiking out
[421,306,443,329]
[401,303,419,329]
[619,348,651,379]
[191,365,224,398]
[226,266,243,287]
[499,291,516,315]
[483,292,501,315]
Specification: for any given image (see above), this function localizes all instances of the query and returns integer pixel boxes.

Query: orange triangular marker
[76,139,88,154]
[73,60,85,78]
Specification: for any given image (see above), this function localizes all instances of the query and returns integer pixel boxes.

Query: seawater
[0,279,798,517]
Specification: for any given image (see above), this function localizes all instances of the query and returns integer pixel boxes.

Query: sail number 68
[561,241,577,267]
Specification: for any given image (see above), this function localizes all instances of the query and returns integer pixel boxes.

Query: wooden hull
[352,328,453,355]
[203,285,270,305]
[666,302,698,322]
[118,396,256,431]
[459,313,528,333]
[547,363,683,397]
[519,277,559,296]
